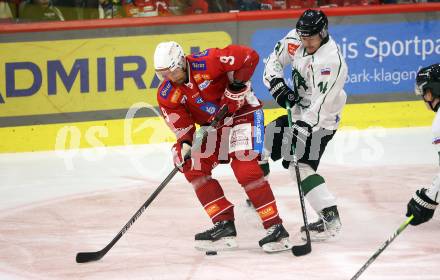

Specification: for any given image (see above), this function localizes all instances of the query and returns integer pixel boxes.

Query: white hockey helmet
[153,41,186,72]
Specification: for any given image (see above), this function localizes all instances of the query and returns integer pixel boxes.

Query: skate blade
[301,229,340,242]
[262,237,292,253]
[195,237,238,252]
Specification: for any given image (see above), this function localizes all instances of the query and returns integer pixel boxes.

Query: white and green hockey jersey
[428,110,440,202]
[263,30,348,131]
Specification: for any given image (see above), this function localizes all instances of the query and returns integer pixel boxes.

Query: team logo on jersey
[288,43,299,55]
[192,50,210,58]
[170,88,181,103]
[195,96,204,104]
[321,67,331,75]
[200,102,218,115]
[191,61,207,71]
[159,81,172,99]
[194,74,211,82]
[198,80,212,91]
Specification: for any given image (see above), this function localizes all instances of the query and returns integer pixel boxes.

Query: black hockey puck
[205,251,217,256]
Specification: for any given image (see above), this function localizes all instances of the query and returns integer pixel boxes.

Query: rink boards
[0,4,439,153]
[0,100,433,153]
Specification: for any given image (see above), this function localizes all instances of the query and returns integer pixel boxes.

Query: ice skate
[259,224,292,253]
[301,206,341,242]
[195,220,238,251]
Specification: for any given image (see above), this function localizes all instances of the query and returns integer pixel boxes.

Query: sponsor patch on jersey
[195,96,204,104]
[194,74,203,83]
[288,43,300,55]
[200,102,218,115]
[170,88,181,103]
[433,137,440,144]
[321,67,331,75]
[229,123,252,153]
[198,80,212,91]
[192,49,209,58]
[191,61,207,71]
[159,81,172,99]
[195,74,212,83]
[253,109,264,153]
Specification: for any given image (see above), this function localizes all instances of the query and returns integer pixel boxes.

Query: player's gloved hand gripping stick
[76,105,228,263]
[286,102,312,257]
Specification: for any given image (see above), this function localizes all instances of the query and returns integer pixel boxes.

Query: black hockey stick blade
[76,251,104,263]
[292,242,311,256]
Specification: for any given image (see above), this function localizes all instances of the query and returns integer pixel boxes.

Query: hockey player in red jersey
[154,41,291,253]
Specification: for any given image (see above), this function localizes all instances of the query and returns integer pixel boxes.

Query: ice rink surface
[0,126,439,280]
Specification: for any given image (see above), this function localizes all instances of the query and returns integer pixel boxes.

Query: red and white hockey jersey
[157,45,261,144]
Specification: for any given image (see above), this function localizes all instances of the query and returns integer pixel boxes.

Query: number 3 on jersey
[220,56,235,65]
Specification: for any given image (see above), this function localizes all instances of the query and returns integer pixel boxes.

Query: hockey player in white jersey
[406,63,440,225]
[262,9,348,241]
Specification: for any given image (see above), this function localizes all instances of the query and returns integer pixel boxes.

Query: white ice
[0,126,438,280]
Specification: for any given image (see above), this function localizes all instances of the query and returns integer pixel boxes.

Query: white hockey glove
[172,142,192,173]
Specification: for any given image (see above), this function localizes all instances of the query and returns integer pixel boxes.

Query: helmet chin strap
[429,100,440,112]
[319,34,329,46]
[184,60,190,84]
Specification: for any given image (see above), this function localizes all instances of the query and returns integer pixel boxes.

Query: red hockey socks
[231,158,282,229]
[245,180,282,229]
[192,176,234,223]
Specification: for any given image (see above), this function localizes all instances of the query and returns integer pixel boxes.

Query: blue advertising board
[251,20,440,101]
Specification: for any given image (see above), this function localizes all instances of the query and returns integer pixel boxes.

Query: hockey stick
[286,103,312,257]
[350,215,414,280]
[76,105,228,263]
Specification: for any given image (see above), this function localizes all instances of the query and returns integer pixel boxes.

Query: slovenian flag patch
[321,67,331,75]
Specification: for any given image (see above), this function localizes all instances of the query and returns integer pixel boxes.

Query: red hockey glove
[171,142,192,173]
[220,81,251,114]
